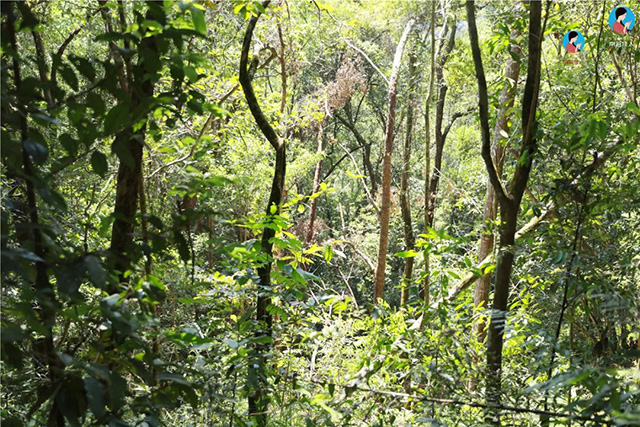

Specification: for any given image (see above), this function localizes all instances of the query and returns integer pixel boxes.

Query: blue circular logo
[563,31,585,53]
[609,6,635,34]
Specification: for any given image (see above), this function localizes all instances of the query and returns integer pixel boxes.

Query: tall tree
[474,30,522,342]
[2,4,63,424]
[422,0,436,304]
[373,19,415,302]
[238,1,286,424]
[107,4,161,287]
[426,12,458,227]
[400,52,417,304]
[466,1,543,423]
[306,125,324,243]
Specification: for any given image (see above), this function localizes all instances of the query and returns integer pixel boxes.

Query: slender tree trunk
[108,10,159,286]
[306,125,324,242]
[31,30,53,108]
[277,22,287,113]
[362,142,377,194]
[139,177,152,276]
[466,1,542,424]
[373,19,415,302]
[400,53,417,305]
[427,17,457,227]
[474,34,522,342]
[336,106,378,194]
[422,0,436,304]
[239,2,286,424]
[4,4,62,424]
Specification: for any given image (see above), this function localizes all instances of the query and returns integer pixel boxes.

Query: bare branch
[341,37,389,86]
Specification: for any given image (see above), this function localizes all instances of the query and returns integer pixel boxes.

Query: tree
[466,0,543,423]
[422,0,436,304]
[107,4,161,287]
[426,11,459,227]
[238,1,286,423]
[474,28,522,342]
[2,3,63,423]
[373,19,415,302]
[399,52,417,304]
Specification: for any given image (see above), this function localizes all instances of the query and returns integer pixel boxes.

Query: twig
[340,38,389,86]
[338,142,379,216]
[301,376,613,425]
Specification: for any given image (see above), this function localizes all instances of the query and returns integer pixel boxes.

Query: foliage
[1,0,639,426]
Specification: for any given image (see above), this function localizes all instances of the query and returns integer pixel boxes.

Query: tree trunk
[400,53,417,305]
[306,126,324,242]
[336,106,378,194]
[5,4,63,424]
[373,19,415,302]
[466,0,542,424]
[239,2,287,424]
[108,10,159,286]
[422,0,436,304]
[474,33,522,342]
[31,29,53,108]
[427,17,457,227]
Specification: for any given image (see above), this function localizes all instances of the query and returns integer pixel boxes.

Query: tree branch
[239,1,281,150]
[465,0,510,205]
[341,37,389,86]
[339,142,379,216]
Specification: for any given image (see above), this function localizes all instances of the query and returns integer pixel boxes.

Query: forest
[1,0,640,425]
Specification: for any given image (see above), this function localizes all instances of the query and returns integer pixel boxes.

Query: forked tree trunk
[400,53,417,305]
[426,17,457,227]
[239,2,286,425]
[474,33,522,342]
[466,0,542,424]
[335,105,378,194]
[373,19,415,302]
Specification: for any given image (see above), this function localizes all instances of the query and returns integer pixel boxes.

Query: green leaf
[86,92,106,116]
[253,335,272,344]
[104,103,129,135]
[626,102,640,116]
[323,244,334,263]
[24,139,48,164]
[191,9,206,35]
[56,260,86,297]
[59,63,79,91]
[107,373,126,411]
[85,256,107,289]
[70,55,96,81]
[90,151,108,177]
[184,66,199,83]
[173,230,190,262]
[157,372,191,386]
[84,377,106,419]
[222,338,239,349]
[394,250,417,258]
[111,135,135,169]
